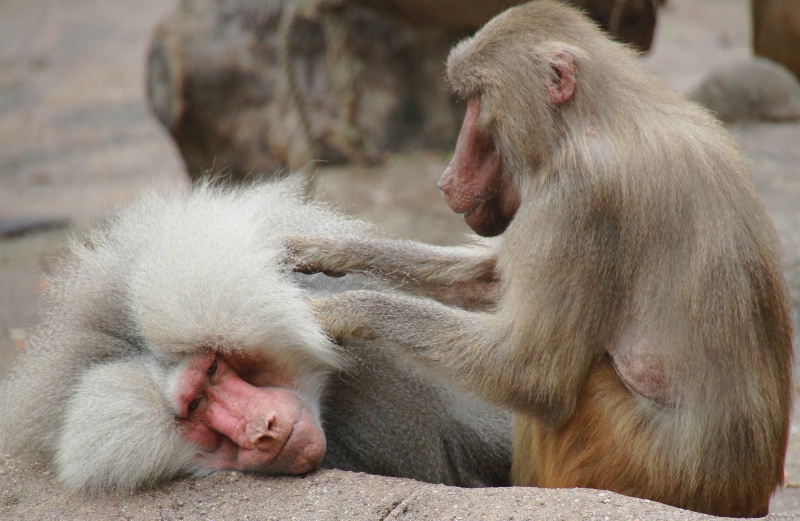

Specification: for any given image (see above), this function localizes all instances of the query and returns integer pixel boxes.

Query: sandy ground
[1,0,800,518]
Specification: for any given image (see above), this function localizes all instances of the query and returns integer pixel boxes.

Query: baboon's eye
[188,397,201,412]
[207,359,218,377]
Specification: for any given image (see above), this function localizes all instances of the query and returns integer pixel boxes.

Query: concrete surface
[1,0,800,518]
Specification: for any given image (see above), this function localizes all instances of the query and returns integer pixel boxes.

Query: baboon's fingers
[281,234,347,277]
[311,296,376,341]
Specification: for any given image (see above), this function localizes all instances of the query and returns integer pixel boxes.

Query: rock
[572,0,658,53]
[360,0,658,52]
[752,0,800,82]
[147,0,464,181]
[689,57,800,123]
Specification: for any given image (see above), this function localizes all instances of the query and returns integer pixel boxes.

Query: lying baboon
[0,179,511,492]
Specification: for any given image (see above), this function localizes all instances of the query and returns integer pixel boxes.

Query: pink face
[438,96,520,237]
[172,353,326,474]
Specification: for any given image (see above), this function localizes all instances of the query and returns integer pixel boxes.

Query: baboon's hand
[311,295,376,341]
[281,234,346,277]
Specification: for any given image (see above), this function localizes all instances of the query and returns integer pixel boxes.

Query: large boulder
[147,0,465,181]
[689,57,800,124]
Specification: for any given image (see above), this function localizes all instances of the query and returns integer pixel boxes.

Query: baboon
[0,180,511,492]
[287,1,793,516]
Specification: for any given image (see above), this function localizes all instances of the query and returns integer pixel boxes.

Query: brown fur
[512,360,776,517]
[287,1,793,516]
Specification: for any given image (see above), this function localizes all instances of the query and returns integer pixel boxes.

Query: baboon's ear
[545,46,578,104]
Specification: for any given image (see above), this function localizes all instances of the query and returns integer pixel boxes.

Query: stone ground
[1,0,800,518]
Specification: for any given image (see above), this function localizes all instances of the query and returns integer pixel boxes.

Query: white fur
[56,359,201,492]
[0,178,373,491]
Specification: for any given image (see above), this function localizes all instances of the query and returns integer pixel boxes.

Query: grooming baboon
[0,180,511,492]
[287,1,793,516]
